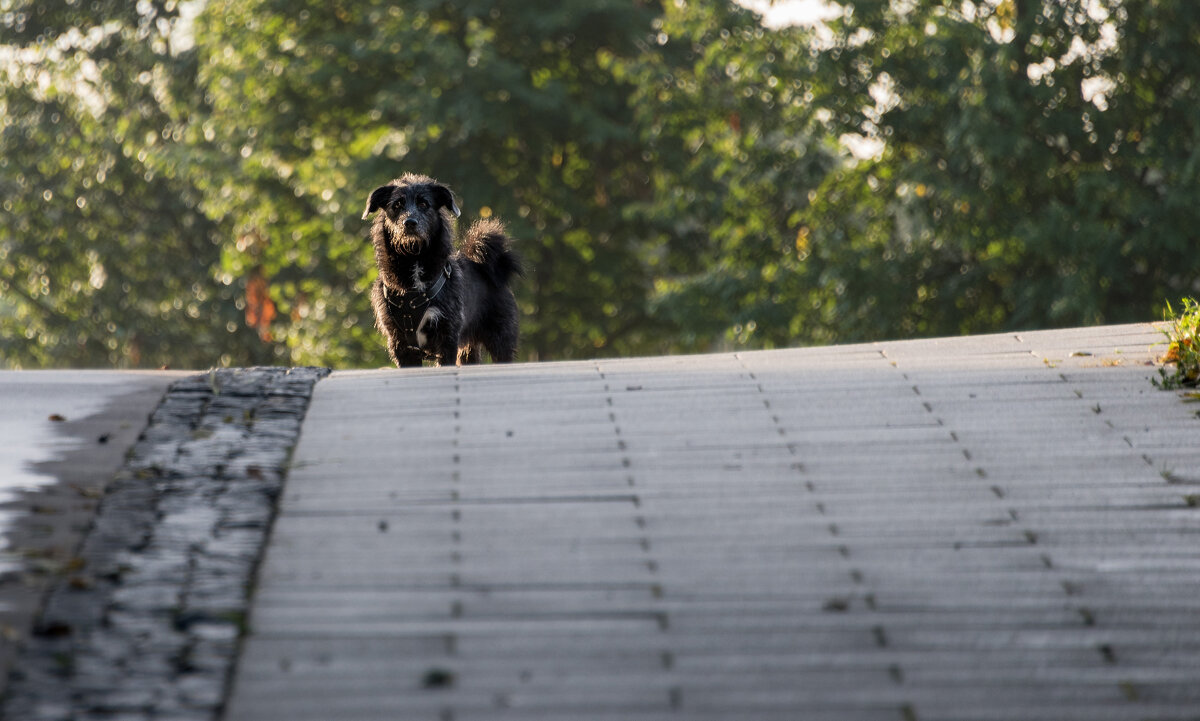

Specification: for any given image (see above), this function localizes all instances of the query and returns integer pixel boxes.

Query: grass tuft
[1154,298,1200,389]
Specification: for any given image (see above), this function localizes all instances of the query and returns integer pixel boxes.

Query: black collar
[384,264,452,312]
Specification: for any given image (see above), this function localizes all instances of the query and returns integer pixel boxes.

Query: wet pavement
[1,368,326,720]
[8,323,1200,720]
[0,371,184,699]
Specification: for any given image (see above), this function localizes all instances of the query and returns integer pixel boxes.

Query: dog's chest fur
[377,238,445,295]
[371,223,462,360]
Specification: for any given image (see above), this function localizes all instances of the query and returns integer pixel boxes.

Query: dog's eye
[416,199,429,210]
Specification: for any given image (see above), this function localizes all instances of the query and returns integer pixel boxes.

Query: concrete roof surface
[3,323,1198,720]
[218,322,1199,721]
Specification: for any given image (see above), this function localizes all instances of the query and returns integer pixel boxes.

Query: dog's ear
[430,183,461,218]
[362,185,395,220]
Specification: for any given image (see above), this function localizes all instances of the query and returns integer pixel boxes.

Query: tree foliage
[2,1,1198,367]
[183,0,670,363]
[797,0,1200,342]
[0,1,274,367]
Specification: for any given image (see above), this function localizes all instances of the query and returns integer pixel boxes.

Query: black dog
[362,173,522,367]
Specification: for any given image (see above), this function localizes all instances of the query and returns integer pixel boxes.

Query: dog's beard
[390,228,426,254]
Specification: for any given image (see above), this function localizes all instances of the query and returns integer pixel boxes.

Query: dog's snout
[403,217,418,232]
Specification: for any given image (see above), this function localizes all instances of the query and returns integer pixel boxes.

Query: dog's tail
[462,218,523,287]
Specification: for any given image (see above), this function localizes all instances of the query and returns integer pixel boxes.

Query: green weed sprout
[1155,298,1200,389]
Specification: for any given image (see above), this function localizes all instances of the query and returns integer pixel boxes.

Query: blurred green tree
[0,1,276,368]
[624,2,836,351]
[183,0,829,363]
[182,0,663,363]
[797,0,1200,342]
[3,1,1198,367]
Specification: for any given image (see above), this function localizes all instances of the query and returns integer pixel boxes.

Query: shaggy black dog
[362,173,522,367]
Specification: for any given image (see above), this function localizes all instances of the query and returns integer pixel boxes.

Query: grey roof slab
[225,322,1200,721]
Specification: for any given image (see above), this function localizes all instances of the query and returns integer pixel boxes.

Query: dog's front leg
[383,324,422,367]
[432,335,460,367]
[416,308,455,367]
[393,347,424,368]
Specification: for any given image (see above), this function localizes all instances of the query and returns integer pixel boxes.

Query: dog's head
[362,173,461,253]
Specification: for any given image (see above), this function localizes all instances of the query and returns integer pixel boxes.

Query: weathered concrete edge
[1,367,330,721]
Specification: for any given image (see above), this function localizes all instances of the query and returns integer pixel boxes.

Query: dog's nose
[403,218,418,232]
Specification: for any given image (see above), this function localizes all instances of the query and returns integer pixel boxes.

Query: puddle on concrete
[0,371,179,572]
[0,370,181,698]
